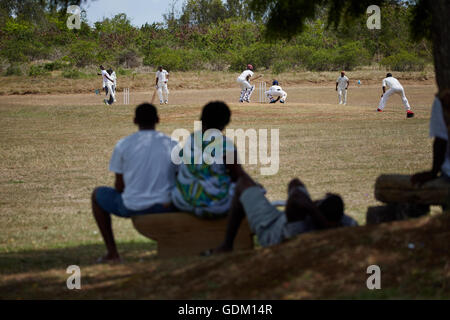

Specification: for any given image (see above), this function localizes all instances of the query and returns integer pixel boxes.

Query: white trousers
[266,89,287,101]
[106,82,115,104]
[237,78,254,102]
[378,88,411,111]
[337,88,347,104]
[157,82,169,103]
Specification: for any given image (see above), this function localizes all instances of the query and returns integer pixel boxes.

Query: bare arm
[114,174,125,193]
[411,137,447,185]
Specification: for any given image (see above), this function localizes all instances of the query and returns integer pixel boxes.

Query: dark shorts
[95,186,177,218]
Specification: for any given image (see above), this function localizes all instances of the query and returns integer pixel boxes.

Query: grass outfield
[0,81,444,299]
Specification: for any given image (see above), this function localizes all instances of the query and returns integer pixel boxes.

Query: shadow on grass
[0,240,157,275]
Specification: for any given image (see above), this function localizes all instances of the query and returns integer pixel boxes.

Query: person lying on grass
[208,171,357,254]
[171,101,244,218]
[91,103,178,263]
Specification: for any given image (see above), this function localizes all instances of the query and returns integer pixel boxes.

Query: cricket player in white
[377,73,414,118]
[108,68,117,103]
[266,80,287,103]
[156,66,169,104]
[336,71,349,105]
[99,65,115,105]
[237,64,262,103]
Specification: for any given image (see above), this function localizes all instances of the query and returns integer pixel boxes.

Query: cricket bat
[151,88,157,104]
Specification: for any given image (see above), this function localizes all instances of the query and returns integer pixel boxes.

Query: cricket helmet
[273,80,279,85]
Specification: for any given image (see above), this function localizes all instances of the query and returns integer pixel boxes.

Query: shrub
[305,49,338,71]
[380,51,425,71]
[5,65,23,76]
[334,42,371,71]
[29,65,50,77]
[44,61,64,71]
[143,48,204,71]
[69,41,99,67]
[118,48,141,68]
[62,69,84,79]
[272,61,291,74]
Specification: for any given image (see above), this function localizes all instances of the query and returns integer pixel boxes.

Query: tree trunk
[431,1,450,123]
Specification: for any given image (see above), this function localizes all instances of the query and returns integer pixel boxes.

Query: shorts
[95,186,177,218]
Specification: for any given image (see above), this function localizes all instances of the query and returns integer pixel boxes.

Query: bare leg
[91,188,121,262]
[214,173,257,253]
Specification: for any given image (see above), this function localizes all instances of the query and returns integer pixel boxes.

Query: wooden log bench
[132,213,254,258]
[375,174,450,205]
[367,174,450,224]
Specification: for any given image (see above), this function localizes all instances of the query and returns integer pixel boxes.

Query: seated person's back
[110,126,177,211]
[171,101,241,218]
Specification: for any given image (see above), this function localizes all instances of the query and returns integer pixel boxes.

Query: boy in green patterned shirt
[171,101,243,218]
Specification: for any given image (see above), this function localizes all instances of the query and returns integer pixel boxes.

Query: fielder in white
[156,66,169,105]
[237,64,262,103]
[266,80,287,103]
[377,73,415,118]
[336,71,349,105]
[98,65,115,106]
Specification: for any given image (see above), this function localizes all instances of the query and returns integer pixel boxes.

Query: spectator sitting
[91,103,178,263]
[171,101,243,218]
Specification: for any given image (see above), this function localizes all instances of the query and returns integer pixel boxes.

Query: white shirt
[101,70,113,85]
[268,85,283,92]
[109,130,178,211]
[382,77,403,90]
[238,70,254,81]
[336,76,349,89]
[111,71,117,86]
[156,69,169,83]
[429,97,450,177]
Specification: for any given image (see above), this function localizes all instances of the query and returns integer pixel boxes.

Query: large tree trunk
[431,1,450,123]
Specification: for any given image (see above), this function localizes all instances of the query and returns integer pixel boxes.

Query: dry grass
[0,79,440,299]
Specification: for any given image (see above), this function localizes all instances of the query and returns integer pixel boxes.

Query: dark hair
[318,194,344,222]
[135,103,158,126]
[200,101,231,130]
[386,73,393,78]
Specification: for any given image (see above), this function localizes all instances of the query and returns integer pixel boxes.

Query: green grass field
[0,79,444,299]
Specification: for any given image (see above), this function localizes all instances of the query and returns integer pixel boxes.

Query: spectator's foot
[407,110,415,118]
[377,108,383,112]
[201,245,232,257]
[96,254,122,264]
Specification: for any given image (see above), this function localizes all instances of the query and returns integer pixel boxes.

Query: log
[375,174,450,205]
[132,213,254,258]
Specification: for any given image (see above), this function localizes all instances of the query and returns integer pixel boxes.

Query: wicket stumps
[258,82,267,103]
[123,88,130,105]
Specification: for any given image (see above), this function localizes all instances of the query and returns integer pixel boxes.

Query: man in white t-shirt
[412,95,450,186]
[237,64,262,103]
[336,71,349,105]
[91,103,178,263]
[156,66,169,105]
[266,80,287,103]
[377,73,414,118]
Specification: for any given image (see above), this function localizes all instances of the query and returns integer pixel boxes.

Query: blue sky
[83,0,183,26]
